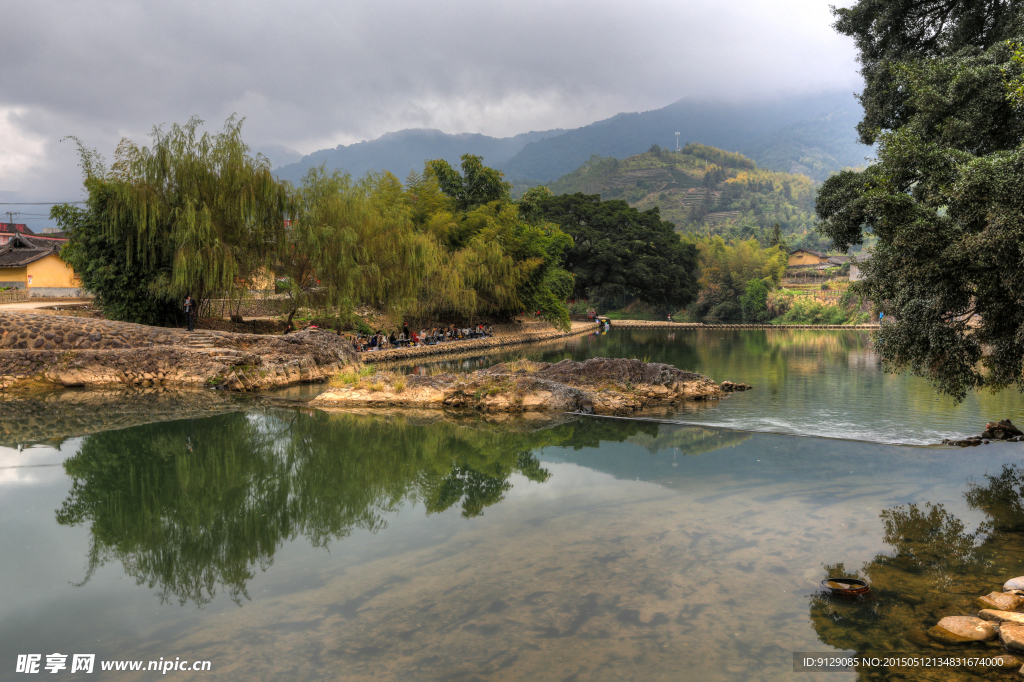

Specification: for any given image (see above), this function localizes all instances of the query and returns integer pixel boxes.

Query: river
[2,328,1023,681]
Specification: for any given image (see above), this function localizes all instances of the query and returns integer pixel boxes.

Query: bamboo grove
[57,117,580,329]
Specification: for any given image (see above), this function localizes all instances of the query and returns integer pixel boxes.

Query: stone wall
[359,321,599,363]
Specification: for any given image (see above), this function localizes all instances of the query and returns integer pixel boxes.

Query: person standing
[184,295,195,332]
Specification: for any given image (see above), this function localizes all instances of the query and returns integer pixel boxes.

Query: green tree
[426,154,512,211]
[740,278,771,322]
[816,1,1024,401]
[53,199,180,325]
[535,193,699,313]
[67,116,290,321]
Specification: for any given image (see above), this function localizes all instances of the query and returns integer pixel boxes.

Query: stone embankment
[357,320,598,363]
[609,320,879,330]
[311,357,727,415]
[924,575,1024,673]
[0,311,358,391]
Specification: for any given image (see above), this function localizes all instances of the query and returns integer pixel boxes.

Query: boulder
[976,592,1024,612]
[982,419,1024,440]
[927,616,998,644]
[1005,577,1024,592]
[979,609,1024,625]
[1001,623,1024,652]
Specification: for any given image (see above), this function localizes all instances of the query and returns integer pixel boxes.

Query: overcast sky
[0,0,860,214]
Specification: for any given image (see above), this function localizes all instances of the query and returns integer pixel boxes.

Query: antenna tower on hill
[675,132,680,151]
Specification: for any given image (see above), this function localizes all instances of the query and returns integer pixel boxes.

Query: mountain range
[273,91,873,187]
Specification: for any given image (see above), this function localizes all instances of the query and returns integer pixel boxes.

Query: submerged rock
[927,616,998,644]
[311,357,725,415]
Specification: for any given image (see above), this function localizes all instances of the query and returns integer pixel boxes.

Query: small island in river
[311,357,749,415]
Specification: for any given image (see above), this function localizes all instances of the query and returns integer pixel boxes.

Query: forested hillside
[547,145,828,251]
[498,92,870,182]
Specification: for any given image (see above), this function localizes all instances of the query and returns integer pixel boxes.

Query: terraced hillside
[546,144,826,251]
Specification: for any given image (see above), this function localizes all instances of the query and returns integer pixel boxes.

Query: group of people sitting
[353,324,493,352]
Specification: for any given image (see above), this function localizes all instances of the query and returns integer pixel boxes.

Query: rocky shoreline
[311,357,736,414]
[0,311,358,392]
[924,576,1024,673]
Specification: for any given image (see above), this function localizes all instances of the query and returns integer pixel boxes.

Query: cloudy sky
[0,0,860,214]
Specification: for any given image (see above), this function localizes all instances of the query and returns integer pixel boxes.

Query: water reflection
[810,464,1024,677]
[55,410,749,608]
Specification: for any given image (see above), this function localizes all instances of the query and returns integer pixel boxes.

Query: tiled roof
[826,255,851,265]
[0,223,34,235]
[789,248,824,258]
[0,234,63,268]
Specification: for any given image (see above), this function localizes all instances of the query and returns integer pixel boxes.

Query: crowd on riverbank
[353,324,493,352]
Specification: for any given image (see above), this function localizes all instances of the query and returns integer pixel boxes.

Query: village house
[0,233,82,296]
[788,248,850,269]
[0,222,34,246]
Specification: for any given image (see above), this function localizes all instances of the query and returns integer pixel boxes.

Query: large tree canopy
[535,193,699,312]
[817,1,1024,400]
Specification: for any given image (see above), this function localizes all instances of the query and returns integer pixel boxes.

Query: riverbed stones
[1004,577,1024,592]
[927,616,998,644]
[1000,624,1024,652]
[980,610,1024,625]
[977,592,1024,611]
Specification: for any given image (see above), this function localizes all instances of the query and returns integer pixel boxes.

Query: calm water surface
[389,328,1024,445]
[3,330,1024,682]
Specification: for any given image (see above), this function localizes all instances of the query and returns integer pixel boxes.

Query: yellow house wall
[0,266,28,286]
[26,254,79,288]
[788,251,826,267]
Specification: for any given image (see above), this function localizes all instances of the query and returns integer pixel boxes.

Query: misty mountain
[498,92,870,182]
[272,92,872,186]
[738,107,874,181]
[273,128,563,185]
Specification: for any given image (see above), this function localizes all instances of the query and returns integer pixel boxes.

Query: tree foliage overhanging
[816,0,1024,401]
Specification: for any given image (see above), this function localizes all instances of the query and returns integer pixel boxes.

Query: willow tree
[71,116,289,320]
[286,167,443,324]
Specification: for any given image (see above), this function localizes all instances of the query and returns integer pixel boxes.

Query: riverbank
[0,311,358,392]
[311,357,729,414]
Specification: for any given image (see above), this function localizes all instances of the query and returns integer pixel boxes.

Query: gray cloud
[0,0,860,210]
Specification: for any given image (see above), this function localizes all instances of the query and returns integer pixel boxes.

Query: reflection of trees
[57,411,555,607]
[809,465,1024,673]
[57,410,749,608]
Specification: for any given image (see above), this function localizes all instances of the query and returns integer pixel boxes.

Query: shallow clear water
[390,328,1024,445]
[3,329,1024,681]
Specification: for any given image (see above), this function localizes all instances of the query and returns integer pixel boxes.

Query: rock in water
[982,419,1024,440]
[979,609,1024,624]
[1005,577,1024,592]
[927,616,998,644]
[977,592,1024,611]
[1001,624,1024,652]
